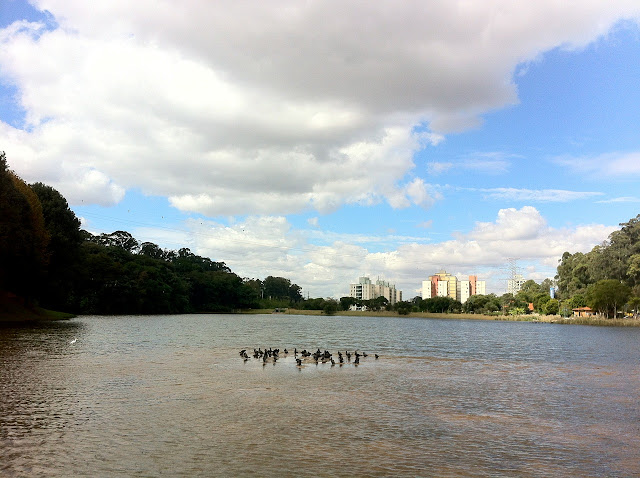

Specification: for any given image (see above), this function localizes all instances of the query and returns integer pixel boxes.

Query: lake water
[1,314,639,477]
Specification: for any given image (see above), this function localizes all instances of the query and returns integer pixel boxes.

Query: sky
[2,1,640,300]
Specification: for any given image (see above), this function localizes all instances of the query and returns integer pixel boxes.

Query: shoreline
[0,292,75,323]
[3,301,638,327]
[245,308,640,327]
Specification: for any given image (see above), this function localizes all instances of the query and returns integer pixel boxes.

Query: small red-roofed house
[572,306,594,317]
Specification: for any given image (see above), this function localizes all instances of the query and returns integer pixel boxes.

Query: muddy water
[1,314,638,476]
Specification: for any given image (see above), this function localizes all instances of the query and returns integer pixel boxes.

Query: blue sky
[2,1,640,298]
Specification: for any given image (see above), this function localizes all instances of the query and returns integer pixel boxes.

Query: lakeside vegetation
[0,292,75,322]
[2,150,640,325]
[251,308,640,326]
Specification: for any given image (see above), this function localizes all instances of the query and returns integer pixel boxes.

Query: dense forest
[1,152,304,315]
[2,151,639,318]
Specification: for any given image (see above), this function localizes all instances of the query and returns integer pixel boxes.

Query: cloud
[428,153,511,176]
[472,187,604,202]
[427,162,454,175]
[307,217,319,227]
[1,2,639,214]
[130,207,616,299]
[596,196,640,203]
[554,151,640,178]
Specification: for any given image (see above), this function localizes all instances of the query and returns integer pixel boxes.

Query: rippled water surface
[1,314,639,477]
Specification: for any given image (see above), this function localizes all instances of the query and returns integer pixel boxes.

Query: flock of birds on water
[239,347,379,367]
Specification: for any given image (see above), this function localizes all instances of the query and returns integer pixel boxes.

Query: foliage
[263,276,303,302]
[508,307,526,316]
[394,301,412,315]
[0,153,49,301]
[556,214,640,299]
[365,296,390,312]
[322,299,338,315]
[30,182,84,310]
[339,296,357,311]
[419,296,462,313]
[543,298,559,315]
[463,294,502,314]
[586,279,631,319]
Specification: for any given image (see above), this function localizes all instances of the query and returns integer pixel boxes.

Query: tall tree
[0,153,49,301]
[263,276,292,300]
[586,279,631,319]
[30,182,83,310]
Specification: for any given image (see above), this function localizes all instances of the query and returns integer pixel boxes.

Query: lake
[1,314,639,477]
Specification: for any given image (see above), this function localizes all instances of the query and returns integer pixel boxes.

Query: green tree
[626,296,640,318]
[567,294,587,309]
[543,298,559,315]
[262,276,303,303]
[30,182,83,310]
[323,299,338,315]
[339,296,356,311]
[394,300,412,315]
[556,251,593,299]
[263,276,292,300]
[586,279,631,319]
[0,153,49,301]
[97,230,140,253]
[139,241,167,260]
[421,296,461,313]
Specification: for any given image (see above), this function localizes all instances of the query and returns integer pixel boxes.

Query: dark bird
[375,354,379,359]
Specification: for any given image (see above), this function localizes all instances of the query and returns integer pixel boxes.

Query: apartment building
[507,274,526,294]
[422,270,486,303]
[350,276,402,305]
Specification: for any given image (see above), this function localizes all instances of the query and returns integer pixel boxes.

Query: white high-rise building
[458,280,471,304]
[507,274,526,294]
[350,276,402,305]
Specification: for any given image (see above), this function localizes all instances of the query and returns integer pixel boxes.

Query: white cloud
[555,151,640,178]
[132,206,616,298]
[596,196,640,203]
[472,206,548,241]
[1,2,639,214]
[428,154,511,176]
[427,162,454,175]
[473,187,604,202]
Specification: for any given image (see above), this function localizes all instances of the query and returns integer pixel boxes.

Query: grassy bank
[0,292,75,323]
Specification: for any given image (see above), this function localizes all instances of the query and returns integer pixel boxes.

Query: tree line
[554,215,640,318]
[0,152,304,314]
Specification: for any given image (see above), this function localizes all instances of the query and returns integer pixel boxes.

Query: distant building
[572,306,594,317]
[349,276,402,305]
[422,270,486,303]
[507,274,527,295]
